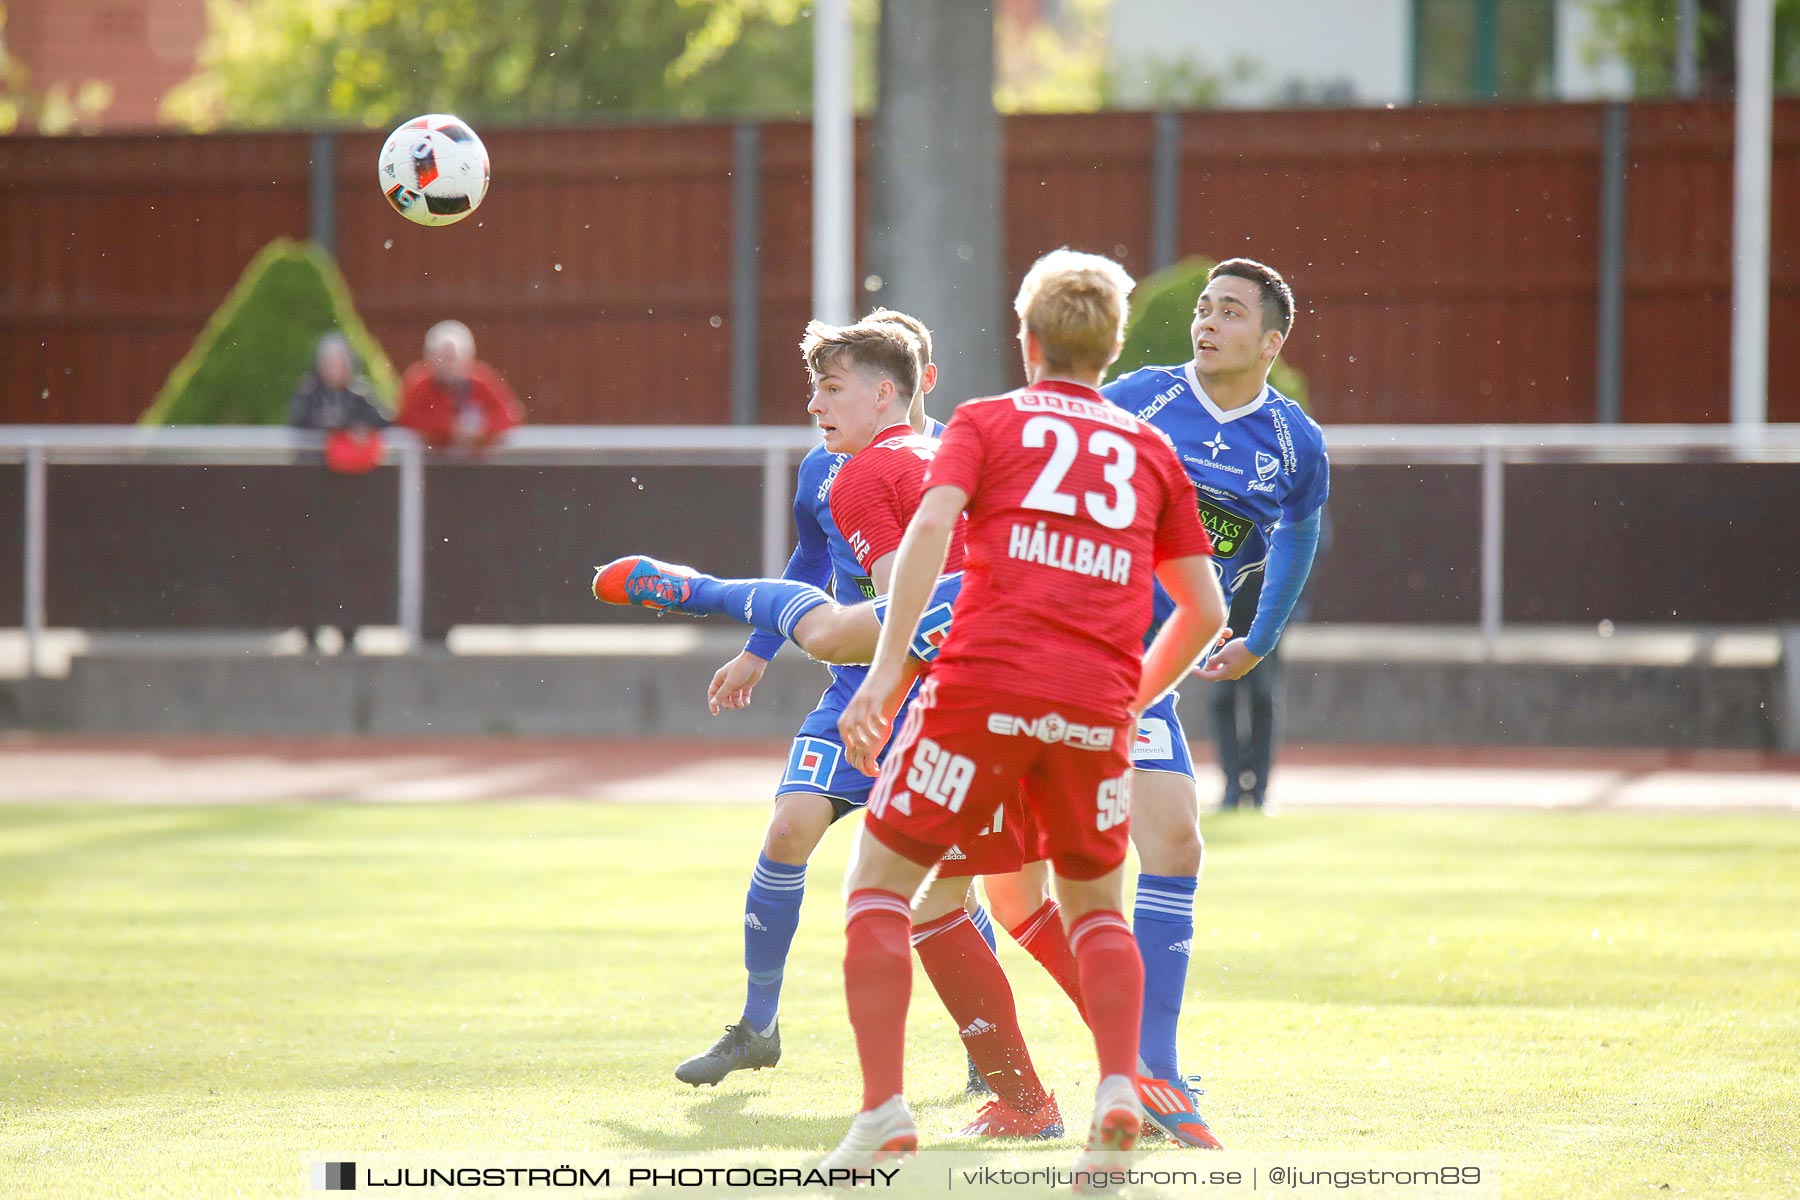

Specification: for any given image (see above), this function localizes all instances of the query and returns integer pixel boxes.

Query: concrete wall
[2,650,1785,751]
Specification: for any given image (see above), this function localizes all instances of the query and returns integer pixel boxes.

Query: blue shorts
[873,573,1195,781]
[1132,690,1195,779]
[777,667,877,818]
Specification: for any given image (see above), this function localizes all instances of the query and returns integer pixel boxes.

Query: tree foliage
[165,0,883,129]
[1584,0,1800,93]
[143,239,397,425]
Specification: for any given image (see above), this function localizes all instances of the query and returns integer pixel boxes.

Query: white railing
[4,423,1800,676]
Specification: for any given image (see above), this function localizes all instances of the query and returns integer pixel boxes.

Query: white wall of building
[1556,0,1634,99]
[1107,0,1632,108]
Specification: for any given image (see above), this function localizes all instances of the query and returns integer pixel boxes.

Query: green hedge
[1109,256,1309,410]
[142,239,398,425]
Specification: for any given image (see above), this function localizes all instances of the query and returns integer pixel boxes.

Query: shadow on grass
[588,1080,849,1152]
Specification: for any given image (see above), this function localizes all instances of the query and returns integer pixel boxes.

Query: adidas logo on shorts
[942,846,967,861]
[960,1017,998,1038]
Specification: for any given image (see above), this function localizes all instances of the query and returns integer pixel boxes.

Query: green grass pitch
[2,802,1796,1198]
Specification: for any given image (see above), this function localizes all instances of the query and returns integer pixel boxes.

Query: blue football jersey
[794,442,873,603]
[793,416,948,604]
[1102,364,1328,603]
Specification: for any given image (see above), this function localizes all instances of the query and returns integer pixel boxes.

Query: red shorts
[933,789,1039,879]
[865,677,1134,881]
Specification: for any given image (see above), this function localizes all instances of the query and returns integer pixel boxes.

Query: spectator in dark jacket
[395,320,523,449]
[289,332,387,655]
[289,332,389,432]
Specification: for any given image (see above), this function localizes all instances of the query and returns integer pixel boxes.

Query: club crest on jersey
[1256,451,1280,481]
[783,737,844,789]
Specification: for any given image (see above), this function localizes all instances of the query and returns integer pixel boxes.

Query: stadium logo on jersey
[1136,382,1184,422]
[1203,433,1230,459]
[1256,451,1280,482]
[987,711,1116,751]
[1193,495,1252,559]
[783,737,843,790]
[1133,718,1174,762]
[816,453,850,503]
[1271,409,1299,474]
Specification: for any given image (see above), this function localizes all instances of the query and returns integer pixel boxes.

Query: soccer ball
[377,114,490,227]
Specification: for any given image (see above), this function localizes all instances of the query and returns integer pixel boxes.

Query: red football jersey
[829,422,967,578]
[921,380,1213,718]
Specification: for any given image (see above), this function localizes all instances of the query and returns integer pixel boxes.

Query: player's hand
[707,651,769,715]
[839,665,901,775]
[1186,627,1233,677]
[1194,636,1262,682]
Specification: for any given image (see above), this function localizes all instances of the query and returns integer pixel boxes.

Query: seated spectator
[395,320,523,449]
[289,332,389,433]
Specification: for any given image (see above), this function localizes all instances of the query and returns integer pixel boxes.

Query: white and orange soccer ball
[377,114,490,227]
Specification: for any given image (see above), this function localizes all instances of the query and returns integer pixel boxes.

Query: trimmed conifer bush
[142,239,398,425]
[1110,255,1309,409]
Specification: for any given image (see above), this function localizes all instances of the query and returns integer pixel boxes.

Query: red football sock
[1007,899,1085,1020]
[912,909,1051,1115]
[1069,910,1143,1081]
[845,888,915,1111]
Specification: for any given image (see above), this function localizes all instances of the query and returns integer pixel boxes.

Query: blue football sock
[686,575,831,643]
[1134,872,1198,1083]
[969,903,999,956]
[741,853,808,1035]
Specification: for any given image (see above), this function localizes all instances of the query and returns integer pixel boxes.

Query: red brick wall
[7,0,206,130]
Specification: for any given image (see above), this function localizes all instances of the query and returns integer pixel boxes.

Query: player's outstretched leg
[593,555,831,634]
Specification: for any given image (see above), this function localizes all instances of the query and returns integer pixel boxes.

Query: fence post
[1480,441,1505,659]
[1150,111,1182,272]
[23,443,46,679]
[1782,626,1800,754]
[762,446,790,578]
[732,124,763,427]
[396,436,424,652]
[309,131,338,256]
[1596,103,1629,424]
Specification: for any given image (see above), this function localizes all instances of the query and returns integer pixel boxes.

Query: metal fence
[5,423,1798,678]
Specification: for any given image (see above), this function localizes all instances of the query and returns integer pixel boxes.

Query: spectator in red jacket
[396,320,524,449]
